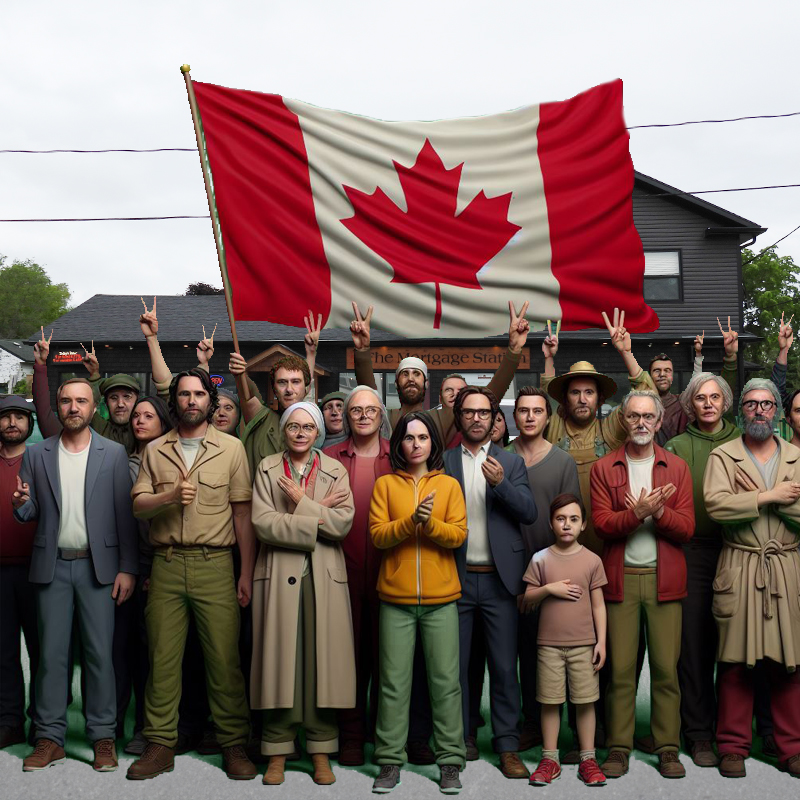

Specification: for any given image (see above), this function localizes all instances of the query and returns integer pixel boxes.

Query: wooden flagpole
[180,64,250,402]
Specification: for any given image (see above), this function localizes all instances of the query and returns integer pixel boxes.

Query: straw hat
[546,361,618,404]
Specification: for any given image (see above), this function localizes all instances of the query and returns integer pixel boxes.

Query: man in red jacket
[590,390,695,780]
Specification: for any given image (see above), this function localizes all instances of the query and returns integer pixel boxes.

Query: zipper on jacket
[413,479,422,604]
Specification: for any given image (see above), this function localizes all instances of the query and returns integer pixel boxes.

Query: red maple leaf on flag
[341,139,521,328]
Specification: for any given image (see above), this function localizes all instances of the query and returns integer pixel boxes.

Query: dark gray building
[28,172,765,419]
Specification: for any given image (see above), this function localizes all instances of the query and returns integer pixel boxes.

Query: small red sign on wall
[53,352,83,364]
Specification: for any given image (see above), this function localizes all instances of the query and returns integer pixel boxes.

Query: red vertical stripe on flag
[537,80,659,332]
[193,82,330,324]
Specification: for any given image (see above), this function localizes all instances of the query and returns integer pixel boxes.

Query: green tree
[185,282,224,295]
[0,256,71,338]
[742,245,800,388]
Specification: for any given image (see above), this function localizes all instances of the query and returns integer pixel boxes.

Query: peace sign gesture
[694,331,704,356]
[543,318,560,360]
[140,296,158,338]
[508,301,530,353]
[79,340,100,379]
[34,326,53,365]
[350,302,374,351]
[303,310,323,358]
[778,311,795,352]
[197,324,217,366]
[602,308,631,353]
[717,316,738,357]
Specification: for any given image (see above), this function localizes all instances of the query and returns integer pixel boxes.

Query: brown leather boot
[22,739,66,771]
[499,752,529,779]
[600,750,629,778]
[263,755,286,785]
[719,753,746,778]
[658,751,686,778]
[92,738,118,772]
[126,743,175,780]
[311,753,336,785]
[223,745,257,780]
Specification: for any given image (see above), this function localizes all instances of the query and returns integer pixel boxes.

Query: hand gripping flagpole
[180,64,250,402]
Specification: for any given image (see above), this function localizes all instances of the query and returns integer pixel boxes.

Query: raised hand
[694,331,704,356]
[304,310,323,357]
[140,296,158,338]
[413,491,436,526]
[602,308,631,353]
[80,340,100,379]
[350,302,373,351]
[548,579,583,601]
[717,315,738,357]
[508,301,530,353]
[542,319,560,360]
[778,311,795,352]
[229,352,247,376]
[481,456,505,487]
[34,326,53,365]
[12,475,31,509]
[197,324,216,366]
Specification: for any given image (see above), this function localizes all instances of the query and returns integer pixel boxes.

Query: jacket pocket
[153,470,178,495]
[511,538,525,553]
[327,567,348,584]
[197,471,228,514]
[712,566,742,619]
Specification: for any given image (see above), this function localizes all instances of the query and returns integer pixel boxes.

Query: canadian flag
[192,79,658,336]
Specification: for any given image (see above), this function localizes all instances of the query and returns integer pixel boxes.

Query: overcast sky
[2,0,798,312]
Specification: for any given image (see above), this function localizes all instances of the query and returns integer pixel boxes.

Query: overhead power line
[1,111,798,153]
[741,222,800,266]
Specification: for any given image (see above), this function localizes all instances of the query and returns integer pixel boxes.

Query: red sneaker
[529,758,561,785]
[578,758,607,786]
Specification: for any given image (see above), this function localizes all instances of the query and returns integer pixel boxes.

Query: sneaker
[578,758,606,786]
[658,751,685,778]
[93,738,118,772]
[465,736,479,761]
[529,758,561,785]
[373,765,401,793]
[22,739,66,771]
[600,750,629,778]
[690,740,719,767]
[0,725,26,749]
[439,765,462,794]
[124,731,148,756]
[407,739,436,765]
[718,753,746,778]
[126,743,175,780]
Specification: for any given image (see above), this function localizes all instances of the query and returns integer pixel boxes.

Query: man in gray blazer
[13,377,138,772]
[443,386,537,779]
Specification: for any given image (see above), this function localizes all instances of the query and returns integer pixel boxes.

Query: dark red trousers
[717,660,800,764]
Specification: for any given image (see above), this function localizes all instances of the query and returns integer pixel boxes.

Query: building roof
[0,339,36,362]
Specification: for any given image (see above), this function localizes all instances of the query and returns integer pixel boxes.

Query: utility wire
[1,112,799,153]
[741,223,800,266]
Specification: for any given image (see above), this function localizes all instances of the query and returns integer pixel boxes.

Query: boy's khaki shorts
[536,644,599,705]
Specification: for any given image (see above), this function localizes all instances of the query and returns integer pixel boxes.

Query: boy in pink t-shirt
[520,493,608,786]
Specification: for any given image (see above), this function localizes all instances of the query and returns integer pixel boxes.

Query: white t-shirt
[179,436,204,470]
[462,442,492,566]
[624,452,658,568]
[57,435,91,550]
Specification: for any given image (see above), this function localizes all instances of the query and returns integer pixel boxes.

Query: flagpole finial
[180,64,191,74]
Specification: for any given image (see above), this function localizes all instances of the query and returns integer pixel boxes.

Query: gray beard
[630,432,654,446]
[744,419,773,441]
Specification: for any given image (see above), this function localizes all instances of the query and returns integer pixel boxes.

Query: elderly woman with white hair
[662,372,741,767]
[250,401,356,786]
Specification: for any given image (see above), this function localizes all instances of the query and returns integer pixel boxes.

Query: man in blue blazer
[13,377,138,773]
[443,386,536,779]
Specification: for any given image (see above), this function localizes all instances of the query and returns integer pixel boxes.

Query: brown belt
[623,566,657,575]
[467,565,497,573]
[58,548,91,560]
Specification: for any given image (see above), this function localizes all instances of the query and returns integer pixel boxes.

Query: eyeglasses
[742,399,776,412]
[348,406,381,419]
[624,413,658,425]
[459,409,493,420]
[516,407,547,417]
[285,423,317,434]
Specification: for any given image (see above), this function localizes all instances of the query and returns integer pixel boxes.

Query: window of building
[643,251,682,301]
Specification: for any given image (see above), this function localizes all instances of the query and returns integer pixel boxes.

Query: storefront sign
[210,374,225,387]
[53,351,83,364]
[346,346,530,370]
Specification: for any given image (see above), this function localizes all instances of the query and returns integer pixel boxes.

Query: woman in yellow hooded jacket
[369,412,467,794]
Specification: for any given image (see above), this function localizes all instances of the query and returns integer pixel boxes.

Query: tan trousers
[606,570,682,754]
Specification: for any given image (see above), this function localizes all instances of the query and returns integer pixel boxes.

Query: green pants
[143,547,250,748]
[606,570,682,754]
[374,601,465,767]
[261,571,338,756]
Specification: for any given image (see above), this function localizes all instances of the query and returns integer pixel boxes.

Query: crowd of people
[1,299,799,793]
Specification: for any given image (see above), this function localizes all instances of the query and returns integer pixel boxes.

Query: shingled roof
[0,339,36,362]
[24,294,400,344]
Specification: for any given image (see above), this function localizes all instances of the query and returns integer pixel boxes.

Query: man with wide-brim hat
[540,310,656,556]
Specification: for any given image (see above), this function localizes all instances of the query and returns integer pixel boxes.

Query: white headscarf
[396,357,428,378]
[280,401,326,449]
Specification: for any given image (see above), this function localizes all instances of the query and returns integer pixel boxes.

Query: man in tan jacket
[704,378,800,779]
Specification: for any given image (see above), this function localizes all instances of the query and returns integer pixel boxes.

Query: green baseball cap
[99,374,141,396]
[318,391,347,410]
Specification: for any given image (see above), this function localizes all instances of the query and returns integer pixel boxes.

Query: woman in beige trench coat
[250,401,356,786]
